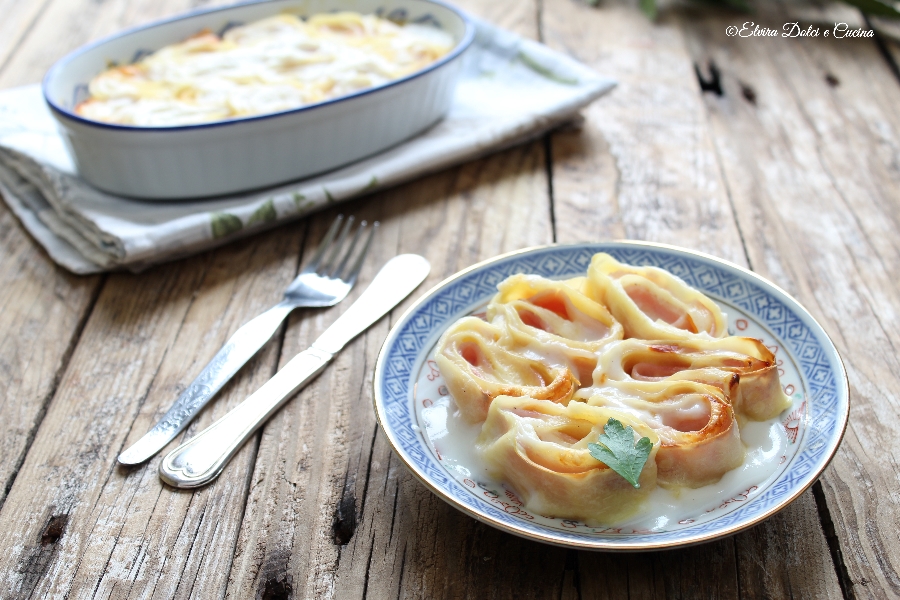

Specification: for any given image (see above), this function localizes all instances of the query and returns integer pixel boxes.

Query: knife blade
[158,253,430,488]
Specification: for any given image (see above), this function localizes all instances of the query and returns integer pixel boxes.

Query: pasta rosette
[486,274,623,382]
[585,253,728,340]
[432,252,790,524]
[477,396,660,524]
[434,317,578,423]
[585,381,744,488]
[590,337,791,420]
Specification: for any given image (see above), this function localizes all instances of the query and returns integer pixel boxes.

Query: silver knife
[158,254,430,488]
[119,216,375,466]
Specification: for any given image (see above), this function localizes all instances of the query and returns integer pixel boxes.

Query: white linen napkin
[0,18,615,274]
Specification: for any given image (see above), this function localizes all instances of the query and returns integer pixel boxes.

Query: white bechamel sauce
[415,302,806,533]
[421,395,787,531]
[620,418,786,530]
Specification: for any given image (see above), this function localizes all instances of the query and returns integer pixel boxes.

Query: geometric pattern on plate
[374,243,847,549]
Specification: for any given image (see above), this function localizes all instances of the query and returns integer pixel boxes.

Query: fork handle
[117,300,296,465]
[158,347,332,488]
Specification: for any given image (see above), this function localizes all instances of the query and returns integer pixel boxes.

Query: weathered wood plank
[542,0,843,597]
[0,0,96,582]
[878,36,900,84]
[0,226,305,597]
[677,2,900,597]
[0,0,54,77]
[0,200,101,507]
[544,0,746,264]
[220,0,600,596]
[226,145,559,600]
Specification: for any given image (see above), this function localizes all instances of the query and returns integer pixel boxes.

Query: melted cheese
[75,12,455,126]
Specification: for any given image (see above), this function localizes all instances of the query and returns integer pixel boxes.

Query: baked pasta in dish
[75,12,455,126]
[433,252,792,525]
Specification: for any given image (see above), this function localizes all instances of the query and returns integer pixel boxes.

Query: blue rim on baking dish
[372,242,849,551]
[42,0,475,132]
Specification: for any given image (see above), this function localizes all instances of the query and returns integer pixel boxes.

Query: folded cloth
[0,17,614,274]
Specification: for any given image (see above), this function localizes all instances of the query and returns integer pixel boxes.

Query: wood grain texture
[678,2,900,597]
[542,0,843,598]
[543,0,746,265]
[0,0,887,595]
[225,143,556,600]
[0,201,101,507]
[0,0,55,77]
[876,35,900,89]
[0,227,305,598]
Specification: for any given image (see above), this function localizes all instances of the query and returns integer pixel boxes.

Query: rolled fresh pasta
[585,253,728,340]
[432,251,791,524]
[434,317,578,423]
[590,337,791,420]
[478,396,659,524]
[585,380,744,488]
[487,274,623,383]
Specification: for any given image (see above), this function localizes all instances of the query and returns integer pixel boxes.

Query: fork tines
[303,215,378,285]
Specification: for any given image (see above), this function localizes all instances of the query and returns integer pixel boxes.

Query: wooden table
[1,0,899,597]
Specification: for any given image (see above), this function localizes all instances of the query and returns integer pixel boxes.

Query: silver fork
[118,215,377,466]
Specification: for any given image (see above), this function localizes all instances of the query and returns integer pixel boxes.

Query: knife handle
[158,346,332,488]
[117,301,296,466]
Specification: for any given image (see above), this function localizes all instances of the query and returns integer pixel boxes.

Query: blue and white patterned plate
[372,242,849,550]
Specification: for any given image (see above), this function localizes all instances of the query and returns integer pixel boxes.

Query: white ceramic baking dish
[43,0,474,199]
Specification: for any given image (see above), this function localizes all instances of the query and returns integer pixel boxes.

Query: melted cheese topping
[75,12,455,126]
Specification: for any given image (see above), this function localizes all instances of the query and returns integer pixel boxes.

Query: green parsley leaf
[639,0,657,20]
[587,418,653,488]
